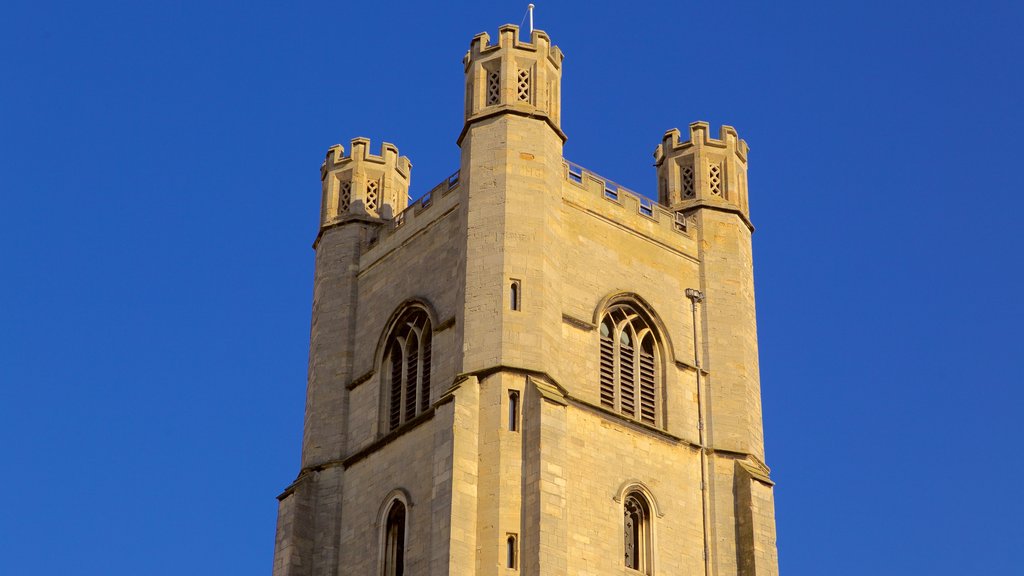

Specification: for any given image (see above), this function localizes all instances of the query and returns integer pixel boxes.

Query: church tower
[272,24,779,576]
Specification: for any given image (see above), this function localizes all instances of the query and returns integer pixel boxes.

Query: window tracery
[623,492,652,572]
[384,309,432,431]
[486,68,501,106]
[365,179,380,212]
[339,180,351,212]
[599,302,660,425]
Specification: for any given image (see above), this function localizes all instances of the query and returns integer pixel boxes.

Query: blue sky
[1,1,1021,574]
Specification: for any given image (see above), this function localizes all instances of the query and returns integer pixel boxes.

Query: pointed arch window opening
[383,500,406,576]
[599,304,660,426]
[385,309,433,431]
[623,492,652,573]
[508,390,520,432]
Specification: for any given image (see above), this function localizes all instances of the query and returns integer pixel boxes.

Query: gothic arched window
[599,303,660,425]
[623,492,652,573]
[384,308,432,431]
[383,500,406,576]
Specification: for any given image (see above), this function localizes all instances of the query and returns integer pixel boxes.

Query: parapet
[459,24,565,144]
[654,122,751,227]
[319,137,412,228]
[654,122,748,163]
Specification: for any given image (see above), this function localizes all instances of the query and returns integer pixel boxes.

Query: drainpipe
[686,288,713,576]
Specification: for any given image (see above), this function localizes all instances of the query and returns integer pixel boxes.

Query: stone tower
[272,24,779,576]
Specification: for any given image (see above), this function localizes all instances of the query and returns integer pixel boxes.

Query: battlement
[459,24,564,144]
[319,137,413,227]
[463,25,563,70]
[653,122,748,165]
[653,122,752,227]
[362,169,462,262]
[563,160,694,242]
[321,137,412,181]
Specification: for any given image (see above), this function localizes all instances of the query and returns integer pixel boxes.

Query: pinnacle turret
[654,122,751,229]
[319,138,412,227]
[459,24,565,145]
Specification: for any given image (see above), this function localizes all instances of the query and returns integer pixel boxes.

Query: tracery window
[338,180,352,212]
[708,163,723,197]
[599,303,660,425]
[383,500,406,576]
[681,165,695,198]
[517,67,531,102]
[365,178,380,213]
[384,308,432,431]
[486,67,501,106]
[623,492,652,573]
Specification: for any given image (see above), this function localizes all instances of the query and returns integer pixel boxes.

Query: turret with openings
[272,23,779,576]
[320,137,412,225]
[460,24,564,144]
[655,122,751,228]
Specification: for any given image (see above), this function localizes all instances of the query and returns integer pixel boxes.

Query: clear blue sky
[2,1,1021,574]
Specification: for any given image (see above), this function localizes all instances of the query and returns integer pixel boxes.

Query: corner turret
[654,122,751,229]
[459,24,564,145]
[319,138,412,227]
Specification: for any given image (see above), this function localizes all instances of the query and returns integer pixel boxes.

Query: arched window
[384,308,432,431]
[506,534,518,569]
[623,492,652,573]
[508,390,520,432]
[510,280,521,311]
[599,303,660,425]
[383,500,406,576]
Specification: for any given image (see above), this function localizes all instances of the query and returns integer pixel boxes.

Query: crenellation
[321,137,412,176]
[274,23,777,576]
[360,169,463,265]
[461,25,564,144]
[562,160,695,243]
[465,26,562,67]
[655,122,752,226]
[655,122,749,162]
[319,137,412,226]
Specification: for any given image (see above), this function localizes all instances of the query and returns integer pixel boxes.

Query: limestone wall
[345,179,466,453]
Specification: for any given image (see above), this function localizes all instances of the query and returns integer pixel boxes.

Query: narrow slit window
[506,534,518,569]
[510,280,521,311]
[508,390,519,432]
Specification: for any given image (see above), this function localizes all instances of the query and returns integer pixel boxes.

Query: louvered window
[404,334,418,422]
[599,320,616,408]
[388,342,403,430]
[598,304,660,426]
[384,309,432,431]
[420,331,431,413]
